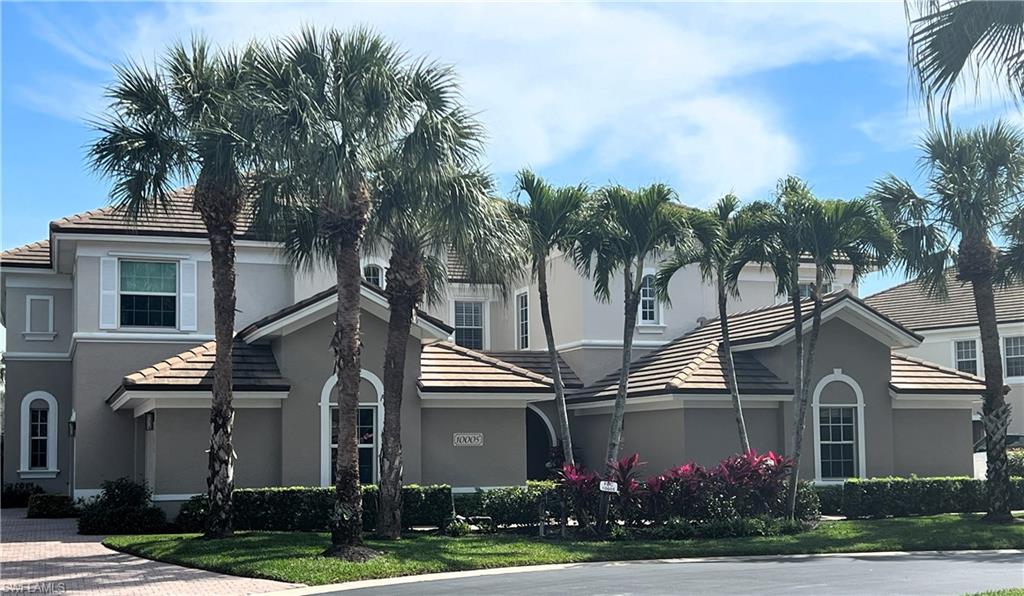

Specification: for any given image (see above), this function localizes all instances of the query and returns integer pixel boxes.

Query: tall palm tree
[89,38,257,539]
[655,195,751,453]
[908,1,1024,116]
[869,122,1024,522]
[509,170,590,467]
[249,27,436,558]
[576,183,689,531]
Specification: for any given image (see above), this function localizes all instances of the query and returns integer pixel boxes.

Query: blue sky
[2,2,1017,296]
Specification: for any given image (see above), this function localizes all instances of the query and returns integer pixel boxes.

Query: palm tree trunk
[196,184,239,540]
[717,271,750,454]
[376,251,424,539]
[597,260,644,531]
[537,262,573,466]
[326,186,371,556]
[784,259,807,521]
[970,276,1012,522]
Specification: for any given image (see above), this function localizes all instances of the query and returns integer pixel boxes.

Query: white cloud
[15,1,909,200]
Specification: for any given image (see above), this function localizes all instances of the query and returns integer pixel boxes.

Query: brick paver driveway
[1,509,300,594]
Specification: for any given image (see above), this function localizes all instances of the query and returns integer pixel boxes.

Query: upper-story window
[1006,336,1024,378]
[363,264,384,288]
[454,300,485,350]
[120,261,177,328]
[954,339,979,375]
[798,282,832,300]
[639,274,659,325]
[24,295,54,339]
[516,291,529,350]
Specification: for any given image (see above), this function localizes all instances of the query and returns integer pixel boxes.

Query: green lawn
[104,514,1024,586]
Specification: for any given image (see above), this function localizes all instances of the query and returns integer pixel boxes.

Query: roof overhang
[889,390,981,409]
[567,393,792,414]
[242,286,452,343]
[417,390,553,408]
[108,389,288,417]
[734,297,922,352]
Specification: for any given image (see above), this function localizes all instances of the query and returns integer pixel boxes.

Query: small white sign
[453,432,484,447]
[599,480,619,494]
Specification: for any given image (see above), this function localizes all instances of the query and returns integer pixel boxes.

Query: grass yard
[104,513,1024,586]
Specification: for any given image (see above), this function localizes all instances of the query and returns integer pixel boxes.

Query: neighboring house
[0,189,985,510]
[866,269,1024,443]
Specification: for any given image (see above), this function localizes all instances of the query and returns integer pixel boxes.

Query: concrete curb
[268,548,1024,594]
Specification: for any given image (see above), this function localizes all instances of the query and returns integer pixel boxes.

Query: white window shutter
[179,260,198,331]
[99,257,118,329]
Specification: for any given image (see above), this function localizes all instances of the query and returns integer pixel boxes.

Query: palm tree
[654,195,751,453]
[89,38,257,539]
[576,183,689,531]
[869,122,1024,522]
[509,170,590,466]
[908,1,1024,116]
[249,28,435,558]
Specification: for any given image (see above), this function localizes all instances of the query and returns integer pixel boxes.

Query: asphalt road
[315,551,1024,595]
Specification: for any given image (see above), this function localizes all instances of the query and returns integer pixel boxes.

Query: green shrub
[176,484,452,532]
[1009,449,1024,477]
[841,477,1024,519]
[453,491,485,518]
[445,518,471,537]
[694,516,793,539]
[2,482,44,508]
[27,494,78,518]
[656,516,696,540]
[78,477,166,535]
[815,484,843,516]
[794,481,821,521]
[480,481,557,527]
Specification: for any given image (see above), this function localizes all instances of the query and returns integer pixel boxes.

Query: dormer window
[120,261,177,328]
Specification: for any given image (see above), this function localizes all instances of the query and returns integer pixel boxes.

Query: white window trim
[811,368,867,482]
[23,295,55,341]
[951,337,980,376]
[361,256,389,289]
[449,298,490,350]
[319,370,384,487]
[1005,335,1024,383]
[118,259,181,330]
[19,391,59,477]
[637,268,665,330]
[515,287,530,351]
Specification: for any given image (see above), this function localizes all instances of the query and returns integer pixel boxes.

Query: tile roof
[1,240,51,268]
[419,341,562,393]
[108,340,290,401]
[865,268,1024,331]
[482,350,583,388]
[50,187,263,239]
[889,353,987,394]
[238,282,453,341]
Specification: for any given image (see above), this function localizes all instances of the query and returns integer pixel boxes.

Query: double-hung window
[330,406,377,484]
[120,261,177,328]
[818,406,856,480]
[1006,336,1024,378]
[454,300,485,350]
[29,402,49,469]
[516,291,529,350]
[954,339,979,375]
[639,274,659,325]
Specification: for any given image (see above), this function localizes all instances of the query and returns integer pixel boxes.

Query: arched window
[320,371,384,487]
[812,369,866,481]
[362,264,384,288]
[639,273,660,325]
[20,391,58,477]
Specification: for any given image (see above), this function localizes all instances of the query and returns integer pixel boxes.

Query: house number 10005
[453,432,484,447]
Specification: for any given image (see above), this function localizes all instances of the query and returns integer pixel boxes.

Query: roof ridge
[436,341,553,384]
[668,340,720,390]
[891,351,986,383]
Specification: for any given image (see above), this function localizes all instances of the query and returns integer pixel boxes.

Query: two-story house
[1,189,985,511]
[866,269,1024,445]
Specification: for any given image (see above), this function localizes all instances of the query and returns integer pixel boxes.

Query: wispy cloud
[15,1,909,201]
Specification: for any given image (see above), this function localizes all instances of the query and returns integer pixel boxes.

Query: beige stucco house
[1,190,987,510]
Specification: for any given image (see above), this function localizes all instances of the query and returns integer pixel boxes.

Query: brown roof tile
[1,240,52,268]
[865,268,1024,331]
[419,342,559,393]
[482,351,583,388]
[889,353,987,394]
[108,340,289,401]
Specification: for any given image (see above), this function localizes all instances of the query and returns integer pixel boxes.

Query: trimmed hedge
[479,481,558,527]
[840,477,1024,519]
[815,484,844,516]
[176,484,452,532]
[79,478,166,535]
[27,494,78,518]
[2,482,44,508]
